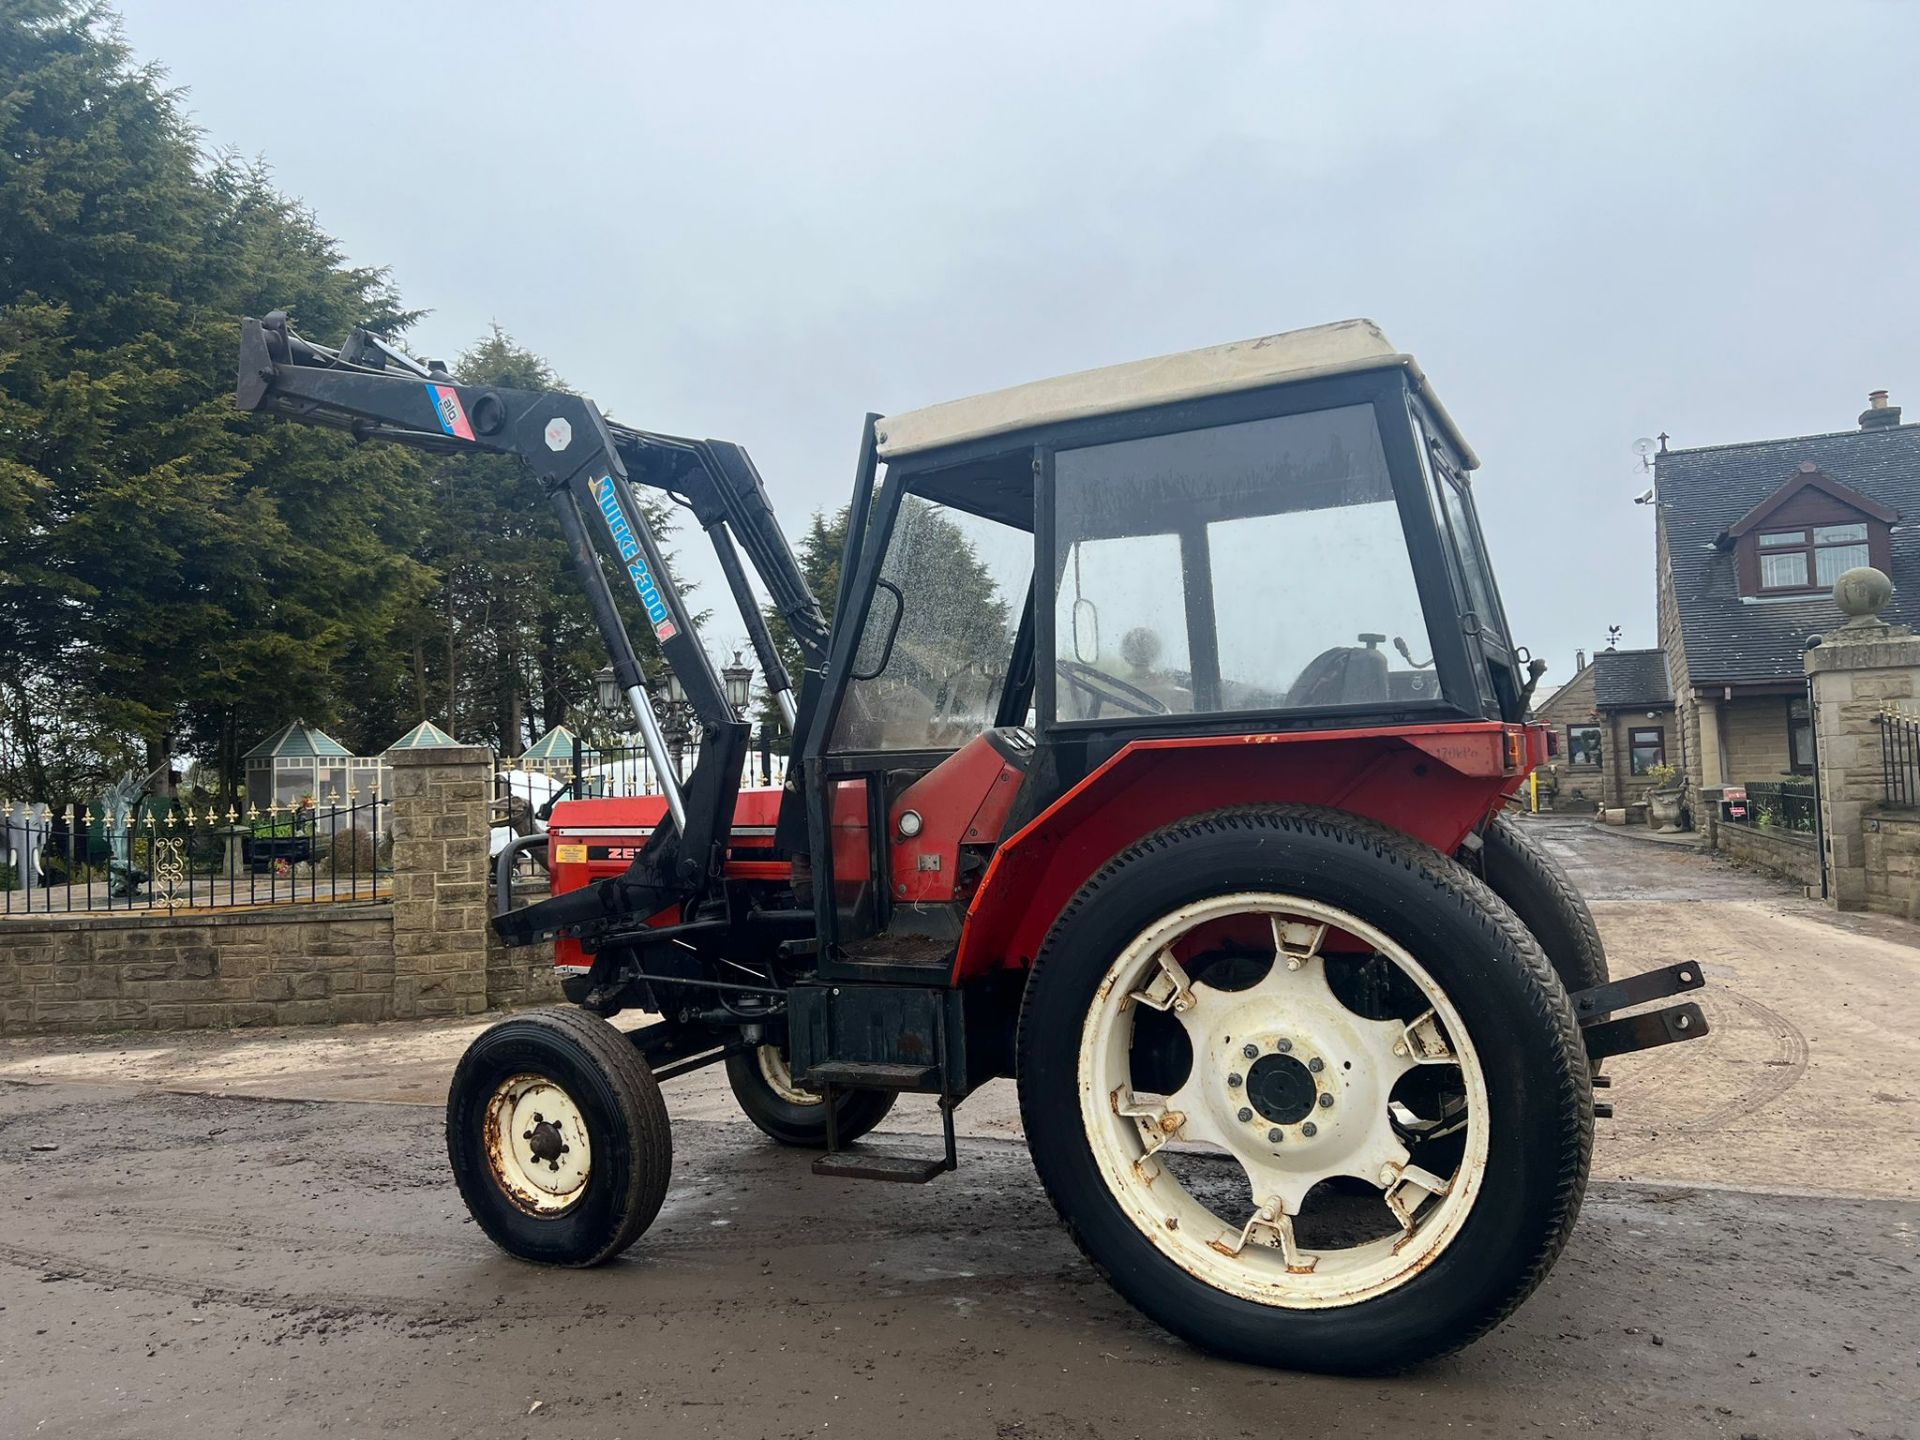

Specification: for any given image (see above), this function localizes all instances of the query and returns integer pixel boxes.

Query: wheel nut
[1307,1057,1325,1074]
[1228,1072,1242,1088]
[1318,1092,1334,1109]
[1237,1107,1253,1123]
[1268,1128,1284,1143]
[1276,1038,1292,1053]
[1242,1043,1259,1060]
[1302,1121,1318,1137]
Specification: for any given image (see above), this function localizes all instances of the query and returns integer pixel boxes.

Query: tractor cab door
[803,460,1036,970]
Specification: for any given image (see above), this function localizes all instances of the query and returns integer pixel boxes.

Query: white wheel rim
[484,1073,593,1215]
[1077,892,1490,1309]
[756,1045,823,1106]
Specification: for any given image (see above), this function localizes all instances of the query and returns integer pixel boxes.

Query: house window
[1628,727,1665,775]
[1757,524,1872,592]
[1788,697,1814,774]
[1566,725,1602,768]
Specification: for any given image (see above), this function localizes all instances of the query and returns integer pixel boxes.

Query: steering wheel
[1055,659,1171,719]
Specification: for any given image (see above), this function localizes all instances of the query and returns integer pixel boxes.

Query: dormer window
[1756,522,1871,592]
[1719,462,1897,600]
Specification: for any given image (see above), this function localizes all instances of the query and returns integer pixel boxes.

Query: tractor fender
[951,723,1532,983]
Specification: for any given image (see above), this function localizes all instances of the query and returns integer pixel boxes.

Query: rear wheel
[725,1043,897,1148]
[1477,811,1608,996]
[447,1007,671,1266]
[1017,806,1591,1374]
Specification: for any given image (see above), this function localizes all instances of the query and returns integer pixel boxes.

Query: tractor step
[804,1061,939,1091]
[811,1149,949,1184]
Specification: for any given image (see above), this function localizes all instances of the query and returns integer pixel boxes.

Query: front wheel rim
[484,1073,593,1215]
[1077,891,1490,1309]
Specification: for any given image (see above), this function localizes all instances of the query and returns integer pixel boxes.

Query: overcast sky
[116,0,1920,685]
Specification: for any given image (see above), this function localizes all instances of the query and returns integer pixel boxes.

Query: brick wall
[0,745,561,1037]
[0,907,394,1034]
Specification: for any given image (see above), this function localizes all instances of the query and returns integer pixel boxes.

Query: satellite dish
[1632,437,1657,458]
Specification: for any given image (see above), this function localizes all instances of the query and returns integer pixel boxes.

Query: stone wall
[1807,621,1920,910]
[1604,708,1673,810]
[388,745,493,1022]
[0,907,394,1034]
[1531,661,1604,811]
[0,745,560,1037]
[1863,809,1920,918]
[1708,817,1821,890]
[1722,695,1799,784]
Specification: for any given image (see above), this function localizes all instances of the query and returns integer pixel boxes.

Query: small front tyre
[447,1007,671,1266]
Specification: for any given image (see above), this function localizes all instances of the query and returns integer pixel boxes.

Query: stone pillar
[1806,568,1920,910]
[388,745,493,1018]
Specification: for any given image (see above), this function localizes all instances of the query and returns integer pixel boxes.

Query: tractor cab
[799,319,1537,969]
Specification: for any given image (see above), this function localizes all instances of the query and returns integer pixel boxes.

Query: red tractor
[237,314,1706,1372]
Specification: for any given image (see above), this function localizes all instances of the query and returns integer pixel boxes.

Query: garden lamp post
[593,665,621,716]
[722,651,754,717]
[659,668,690,780]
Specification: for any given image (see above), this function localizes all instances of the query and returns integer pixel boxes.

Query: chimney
[1575,648,1587,671]
[1859,389,1902,430]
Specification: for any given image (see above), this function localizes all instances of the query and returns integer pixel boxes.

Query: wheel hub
[484,1074,592,1215]
[524,1116,568,1168]
[1245,1051,1318,1126]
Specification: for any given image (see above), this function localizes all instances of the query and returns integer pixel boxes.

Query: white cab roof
[876,318,1477,469]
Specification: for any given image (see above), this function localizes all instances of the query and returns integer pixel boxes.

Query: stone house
[1530,647,1674,815]
[1655,392,1920,816]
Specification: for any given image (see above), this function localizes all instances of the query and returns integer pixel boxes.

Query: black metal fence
[1881,708,1920,807]
[1729,780,1817,834]
[0,794,390,915]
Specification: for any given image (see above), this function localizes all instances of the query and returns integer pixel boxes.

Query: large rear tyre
[1478,811,1609,996]
[725,1044,897,1148]
[1017,806,1592,1374]
[447,1006,671,1266]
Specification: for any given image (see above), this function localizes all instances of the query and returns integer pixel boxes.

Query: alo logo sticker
[425,383,475,441]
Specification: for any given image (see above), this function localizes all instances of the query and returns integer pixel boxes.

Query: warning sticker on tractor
[591,476,675,637]
[425,383,475,441]
[553,843,588,865]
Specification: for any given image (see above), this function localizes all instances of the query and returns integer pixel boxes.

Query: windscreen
[1051,406,1439,719]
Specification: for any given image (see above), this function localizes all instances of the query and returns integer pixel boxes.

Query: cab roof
[875,318,1478,469]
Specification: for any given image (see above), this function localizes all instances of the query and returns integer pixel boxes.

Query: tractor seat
[1283,640,1391,709]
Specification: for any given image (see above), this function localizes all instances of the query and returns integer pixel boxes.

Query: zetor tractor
[236,314,1707,1372]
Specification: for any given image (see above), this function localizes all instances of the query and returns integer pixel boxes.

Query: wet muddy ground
[2,819,1917,1437]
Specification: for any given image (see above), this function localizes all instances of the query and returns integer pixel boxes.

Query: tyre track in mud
[56,1202,1064,1266]
[1594,900,1812,1168]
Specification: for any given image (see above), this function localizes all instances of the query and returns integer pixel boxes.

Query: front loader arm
[236,312,747,941]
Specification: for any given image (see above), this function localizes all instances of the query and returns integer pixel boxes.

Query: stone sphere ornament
[1833,566,1893,624]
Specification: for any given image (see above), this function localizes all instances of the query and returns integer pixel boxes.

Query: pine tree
[0,0,427,797]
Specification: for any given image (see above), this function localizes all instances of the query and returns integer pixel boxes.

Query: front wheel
[1017,806,1592,1374]
[447,1007,672,1266]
